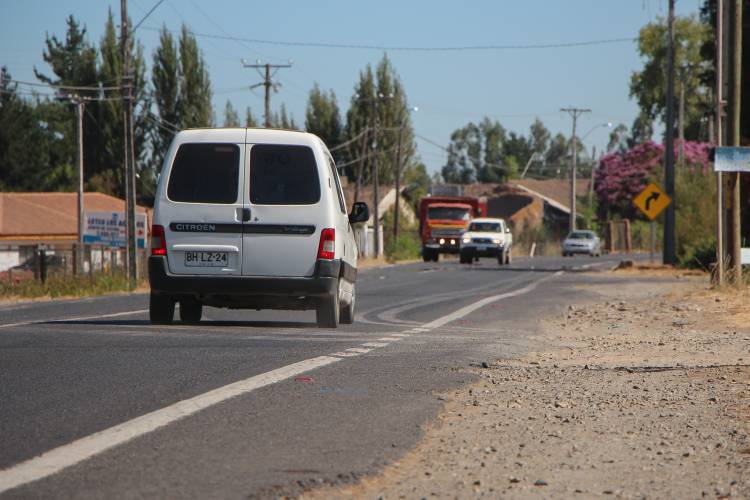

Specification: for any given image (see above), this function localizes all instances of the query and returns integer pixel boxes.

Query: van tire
[340,287,355,324]
[179,299,202,324]
[150,293,175,325]
[316,286,340,328]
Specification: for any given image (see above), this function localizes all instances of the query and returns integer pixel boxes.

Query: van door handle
[236,207,251,222]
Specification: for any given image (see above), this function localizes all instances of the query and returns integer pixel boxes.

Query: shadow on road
[44,319,315,329]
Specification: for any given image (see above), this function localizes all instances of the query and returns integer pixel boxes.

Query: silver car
[562,230,601,257]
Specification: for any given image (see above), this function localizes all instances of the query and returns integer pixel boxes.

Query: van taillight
[151,224,166,256]
[317,228,335,260]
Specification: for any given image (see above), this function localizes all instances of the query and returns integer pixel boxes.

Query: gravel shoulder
[302,270,750,499]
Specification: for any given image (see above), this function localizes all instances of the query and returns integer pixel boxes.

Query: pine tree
[151,26,180,173]
[245,106,258,127]
[223,100,240,127]
[178,24,213,128]
[305,83,342,151]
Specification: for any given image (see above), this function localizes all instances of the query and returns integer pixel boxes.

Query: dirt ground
[302,269,750,499]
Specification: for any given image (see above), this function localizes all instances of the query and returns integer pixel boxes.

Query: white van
[148,128,369,328]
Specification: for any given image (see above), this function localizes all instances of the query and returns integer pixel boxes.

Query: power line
[140,26,635,52]
[8,79,121,92]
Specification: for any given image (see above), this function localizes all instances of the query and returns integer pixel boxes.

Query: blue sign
[714,147,750,173]
[83,211,147,248]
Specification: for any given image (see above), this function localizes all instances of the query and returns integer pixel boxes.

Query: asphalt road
[0,254,647,499]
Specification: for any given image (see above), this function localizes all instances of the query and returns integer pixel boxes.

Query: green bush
[385,232,422,261]
[674,167,716,268]
[0,271,135,299]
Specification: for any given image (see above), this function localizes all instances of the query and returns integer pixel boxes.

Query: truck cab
[419,196,486,262]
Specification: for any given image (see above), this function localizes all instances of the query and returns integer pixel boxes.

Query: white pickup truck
[458,217,514,265]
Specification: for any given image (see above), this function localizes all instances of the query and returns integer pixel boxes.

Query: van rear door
[241,143,323,277]
[161,141,245,276]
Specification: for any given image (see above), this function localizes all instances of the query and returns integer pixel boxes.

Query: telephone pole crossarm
[242,60,292,128]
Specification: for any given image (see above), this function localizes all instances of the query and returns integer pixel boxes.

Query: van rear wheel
[179,299,202,324]
[317,285,340,328]
[150,293,174,325]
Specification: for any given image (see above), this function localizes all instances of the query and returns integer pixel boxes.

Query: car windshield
[428,207,471,221]
[569,231,595,239]
[468,222,501,232]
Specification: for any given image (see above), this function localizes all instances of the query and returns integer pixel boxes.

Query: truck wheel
[150,293,174,325]
[422,248,433,262]
[433,252,439,262]
[317,283,340,328]
[179,299,202,324]
[340,286,355,324]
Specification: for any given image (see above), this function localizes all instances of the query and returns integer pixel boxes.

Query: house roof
[0,192,148,239]
[509,179,591,212]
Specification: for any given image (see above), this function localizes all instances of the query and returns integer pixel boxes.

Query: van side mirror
[505,227,511,233]
[349,202,369,224]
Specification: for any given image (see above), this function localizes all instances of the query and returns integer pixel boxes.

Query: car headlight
[439,238,445,245]
[492,239,501,245]
[462,237,471,244]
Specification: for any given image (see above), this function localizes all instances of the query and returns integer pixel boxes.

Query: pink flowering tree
[594,140,710,219]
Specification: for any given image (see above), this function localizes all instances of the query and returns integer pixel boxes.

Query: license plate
[184,251,228,267]
[476,245,487,251]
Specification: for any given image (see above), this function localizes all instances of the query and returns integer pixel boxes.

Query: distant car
[562,230,601,257]
[459,217,513,265]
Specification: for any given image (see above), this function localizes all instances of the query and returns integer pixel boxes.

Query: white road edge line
[0,270,563,494]
[0,355,341,494]
[0,309,149,330]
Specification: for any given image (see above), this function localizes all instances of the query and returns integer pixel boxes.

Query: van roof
[176,127,324,148]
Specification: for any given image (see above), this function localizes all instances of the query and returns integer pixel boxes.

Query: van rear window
[250,144,320,205]
[167,143,240,204]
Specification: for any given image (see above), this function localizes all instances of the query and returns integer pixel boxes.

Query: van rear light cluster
[151,224,167,256]
[317,228,335,260]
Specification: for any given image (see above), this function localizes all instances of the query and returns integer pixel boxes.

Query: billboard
[83,212,148,248]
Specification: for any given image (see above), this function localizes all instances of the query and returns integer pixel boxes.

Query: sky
[0,0,705,176]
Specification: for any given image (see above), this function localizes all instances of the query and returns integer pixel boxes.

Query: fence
[0,244,148,288]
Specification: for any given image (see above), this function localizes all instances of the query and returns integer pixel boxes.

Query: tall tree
[96,8,151,199]
[177,24,213,128]
[305,83,342,152]
[245,106,258,127]
[33,15,98,191]
[630,14,711,140]
[151,26,180,173]
[223,100,240,127]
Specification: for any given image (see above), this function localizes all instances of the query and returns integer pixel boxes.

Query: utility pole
[678,65,686,169]
[121,0,137,290]
[663,0,677,265]
[372,100,381,258]
[716,0,725,286]
[560,107,590,232]
[242,59,292,128]
[393,123,404,242]
[729,0,743,285]
[75,98,84,275]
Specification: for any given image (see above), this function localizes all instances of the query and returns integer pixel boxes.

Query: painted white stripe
[345,347,372,354]
[421,271,563,330]
[0,355,340,494]
[361,342,389,348]
[390,333,410,337]
[377,337,402,341]
[329,351,362,358]
[0,309,149,330]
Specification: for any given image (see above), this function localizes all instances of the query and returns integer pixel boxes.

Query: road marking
[390,333,410,337]
[329,351,362,358]
[421,271,563,330]
[345,347,372,354]
[0,355,341,495]
[0,309,149,330]
[377,337,402,341]
[0,270,563,494]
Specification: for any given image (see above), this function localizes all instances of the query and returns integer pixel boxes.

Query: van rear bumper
[148,256,340,298]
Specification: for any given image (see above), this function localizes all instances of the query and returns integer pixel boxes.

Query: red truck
[419,196,487,262]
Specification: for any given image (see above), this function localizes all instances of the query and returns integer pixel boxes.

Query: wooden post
[624,219,633,254]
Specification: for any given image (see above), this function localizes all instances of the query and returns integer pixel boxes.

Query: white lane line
[377,337,402,342]
[390,333,410,338]
[361,342,389,348]
[0,355,340,495]
[345,347,372,354]
[329,351,362,358]
[421,271,563,330]
[0,309,149,330]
